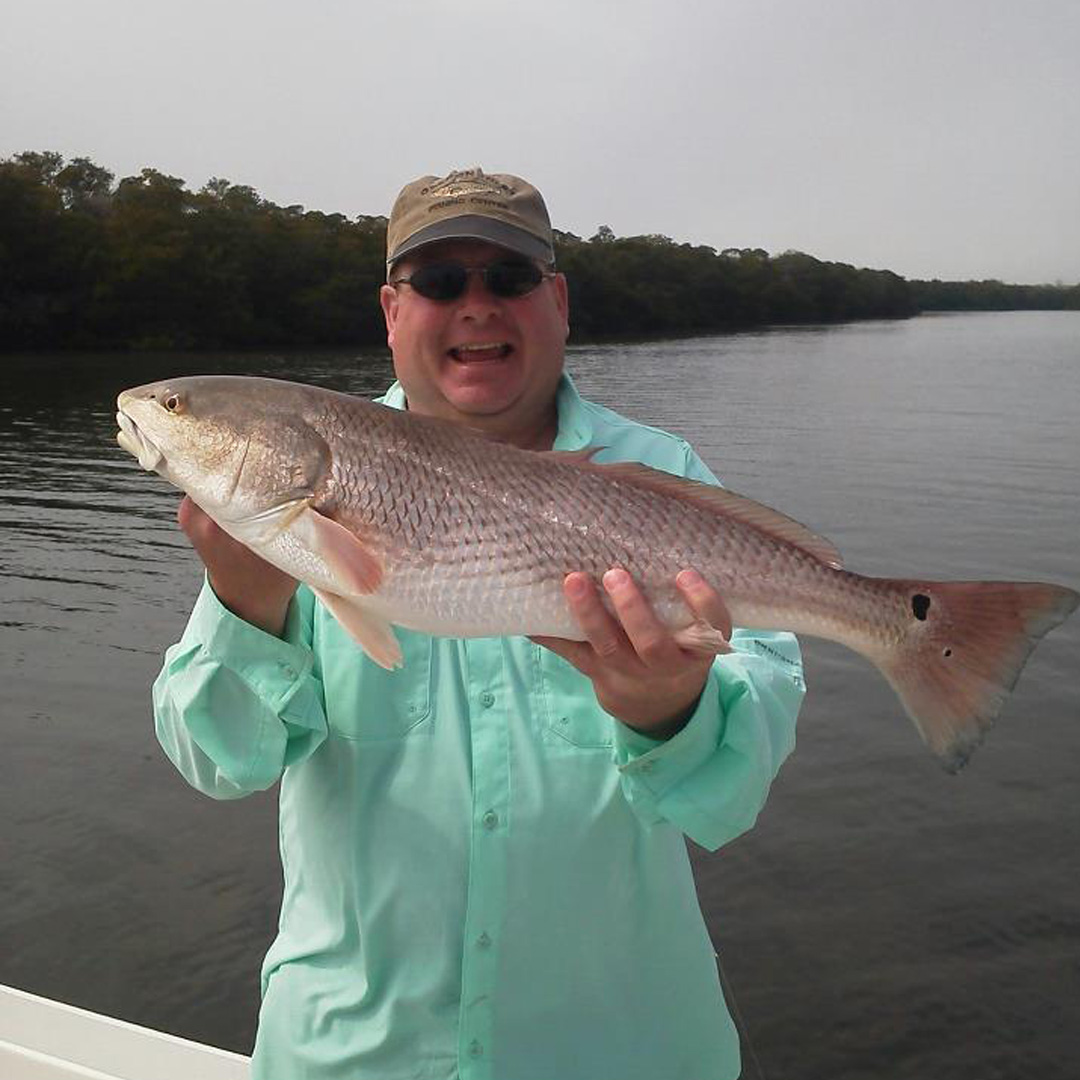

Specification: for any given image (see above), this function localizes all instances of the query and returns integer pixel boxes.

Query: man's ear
[379,283,399,347]
[553,272,570,338]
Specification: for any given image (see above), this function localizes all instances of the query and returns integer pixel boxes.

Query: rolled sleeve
[614,630,803,851]
[153,580,327,798]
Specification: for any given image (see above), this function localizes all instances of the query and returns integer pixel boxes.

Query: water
[2,313,1078,1078]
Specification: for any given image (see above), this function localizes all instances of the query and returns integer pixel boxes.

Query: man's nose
[458,269,500,313]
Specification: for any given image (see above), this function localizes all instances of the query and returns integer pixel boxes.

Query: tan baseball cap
[386,167,555,273]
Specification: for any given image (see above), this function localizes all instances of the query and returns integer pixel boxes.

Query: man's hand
[532,569,732,740]
[177,496,298,637]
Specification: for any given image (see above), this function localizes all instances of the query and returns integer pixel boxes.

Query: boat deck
[0,984,250,1079]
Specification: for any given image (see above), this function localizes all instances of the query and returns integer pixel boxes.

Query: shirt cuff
[613,632,803,850]
[613,666,726,828]
[188,579,315,712]
[156,579,324,790]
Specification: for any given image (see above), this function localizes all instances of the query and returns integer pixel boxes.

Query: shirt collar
[378,373,596,451]
[379,381,408,409]
[551,373,594,450]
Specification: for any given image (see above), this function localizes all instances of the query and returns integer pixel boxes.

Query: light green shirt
[153,375,804,1080]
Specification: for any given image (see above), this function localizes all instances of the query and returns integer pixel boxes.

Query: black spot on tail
[912,593,931,621]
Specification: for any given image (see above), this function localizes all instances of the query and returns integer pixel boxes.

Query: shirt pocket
[318,621,434,743]
[537,650,614,750]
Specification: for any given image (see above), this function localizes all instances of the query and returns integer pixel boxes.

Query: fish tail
[874,581,1078,771]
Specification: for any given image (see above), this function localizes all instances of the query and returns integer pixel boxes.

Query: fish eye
[162,393,183,413]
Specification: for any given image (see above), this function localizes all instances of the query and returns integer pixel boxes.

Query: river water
[1,312,1077,1079]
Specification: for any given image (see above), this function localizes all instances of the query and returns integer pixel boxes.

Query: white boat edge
[0,984,251,1080]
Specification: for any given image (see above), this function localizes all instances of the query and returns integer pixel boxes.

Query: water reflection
[1,316,1078,1079]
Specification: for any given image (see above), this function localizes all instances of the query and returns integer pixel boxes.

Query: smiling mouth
[449,343,512,362]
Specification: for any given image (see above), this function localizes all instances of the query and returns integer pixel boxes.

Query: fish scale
[116,374,1078,770]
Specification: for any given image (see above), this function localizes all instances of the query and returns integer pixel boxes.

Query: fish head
[116,376,331,523]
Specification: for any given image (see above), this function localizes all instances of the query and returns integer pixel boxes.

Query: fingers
[532,568,732,673]
[533,568,729,732]
[177,493,199,533]
[531,572,639,676]
[559,569,680,669]
[529,574,618,678]
[599,569,683,668]
[558,568,731,663]
[565,572,626,661]
[528,634,594,674]
[675,568,733,653]
[174,495,297,635]
[561,569,692,669]
[177,495,244,568]
[177,495,219,544]
[675,569,731,636]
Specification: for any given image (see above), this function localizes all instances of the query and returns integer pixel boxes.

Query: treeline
[1,152,387,350]
[556,227,917,336]
[910,278,1080,312]
[2,152,1077,351]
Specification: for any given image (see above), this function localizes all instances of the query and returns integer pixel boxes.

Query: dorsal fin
[581,460,844,569]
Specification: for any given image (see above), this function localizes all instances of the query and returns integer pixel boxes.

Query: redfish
[116,375,1078,770]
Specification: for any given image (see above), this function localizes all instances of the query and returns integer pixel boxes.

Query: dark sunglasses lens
[486,261,544,297]
[404,260,544,300]
[409,263,468,300]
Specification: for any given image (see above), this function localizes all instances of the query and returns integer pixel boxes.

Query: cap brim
[387,215,554,269]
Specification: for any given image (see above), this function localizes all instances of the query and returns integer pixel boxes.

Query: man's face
[379,239,569,443]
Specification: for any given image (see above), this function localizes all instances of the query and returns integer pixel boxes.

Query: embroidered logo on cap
[422,168,516,200]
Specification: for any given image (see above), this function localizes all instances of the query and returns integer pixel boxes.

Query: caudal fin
[876,581,1078,772]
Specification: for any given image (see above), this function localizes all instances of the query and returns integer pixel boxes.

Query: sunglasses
[391,259,553,301]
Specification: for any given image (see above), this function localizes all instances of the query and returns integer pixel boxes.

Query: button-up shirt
[153,375,804,1080]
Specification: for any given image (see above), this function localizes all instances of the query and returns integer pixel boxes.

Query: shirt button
[479,691,495,708]
[482,810,499,830]
[469,1039,483,1058]
[476,932,492,949]
[278,661,297,680]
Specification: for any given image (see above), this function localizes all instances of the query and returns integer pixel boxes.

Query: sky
[3,0,1078,285]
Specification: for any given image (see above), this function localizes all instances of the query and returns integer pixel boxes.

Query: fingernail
[603,568,629,590]
[677,569,702,588]
[565,574,589,598]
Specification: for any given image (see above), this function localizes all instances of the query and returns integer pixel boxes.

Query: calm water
[1,312,1078,1079]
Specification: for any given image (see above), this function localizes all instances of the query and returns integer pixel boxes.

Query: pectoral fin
[291,507,384,596]
[313,588,403,670]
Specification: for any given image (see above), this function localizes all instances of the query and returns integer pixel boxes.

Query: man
[155,167,803,1079]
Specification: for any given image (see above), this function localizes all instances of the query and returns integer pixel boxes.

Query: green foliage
[910,278,1080,313]
[0,153,392,350]
[554,234,918,338]
[1,151,1076,351]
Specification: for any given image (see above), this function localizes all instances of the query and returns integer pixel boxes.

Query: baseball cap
[385,168,555,273]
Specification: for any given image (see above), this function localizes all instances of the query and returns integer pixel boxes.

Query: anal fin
[673,620,734,656]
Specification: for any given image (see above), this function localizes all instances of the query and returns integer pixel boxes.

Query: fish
[116,374,1078,771]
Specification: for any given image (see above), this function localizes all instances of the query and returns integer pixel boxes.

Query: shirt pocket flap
[538,650,614,749]
[318,617,434,742]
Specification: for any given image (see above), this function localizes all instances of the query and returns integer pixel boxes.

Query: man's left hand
[531,569,732,740]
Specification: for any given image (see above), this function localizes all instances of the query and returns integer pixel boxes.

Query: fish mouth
[116,410,164,472]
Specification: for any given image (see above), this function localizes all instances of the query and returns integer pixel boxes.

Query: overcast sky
[3,0,1078,284]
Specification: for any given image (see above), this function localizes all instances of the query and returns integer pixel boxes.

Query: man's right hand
[178,496,298,637]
